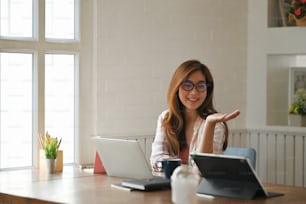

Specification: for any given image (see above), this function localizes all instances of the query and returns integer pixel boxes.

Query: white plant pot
[45,158,56,174]
[288,114,306,127]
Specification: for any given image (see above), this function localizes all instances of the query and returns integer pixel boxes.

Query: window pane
[0,53,32,168]
[0,0,33,38]
[45,54,75,163]
[45,0,75,39]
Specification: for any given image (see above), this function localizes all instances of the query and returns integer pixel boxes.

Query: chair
[224,147,256,170]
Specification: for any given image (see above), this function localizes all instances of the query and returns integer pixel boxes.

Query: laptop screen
[92,136,154,179]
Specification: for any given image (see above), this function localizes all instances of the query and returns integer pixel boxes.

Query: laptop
[92,136,170,191]
[191,153,284,200]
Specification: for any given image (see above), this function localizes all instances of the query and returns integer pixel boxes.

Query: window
[0,53,33,168]
[0,0,79,169]
[0,0,33,38]
[45,0,76,39]
[45,54,75,163]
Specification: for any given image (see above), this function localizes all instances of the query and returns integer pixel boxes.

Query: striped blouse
[150,109,226,170]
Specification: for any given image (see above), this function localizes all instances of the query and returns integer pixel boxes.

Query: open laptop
[191,153,284,200]
[92,136,170,190]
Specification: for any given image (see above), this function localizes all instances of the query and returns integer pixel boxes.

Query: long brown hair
[162,60,228,155]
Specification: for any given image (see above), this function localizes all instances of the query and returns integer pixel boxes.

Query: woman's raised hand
[206,110,240,123]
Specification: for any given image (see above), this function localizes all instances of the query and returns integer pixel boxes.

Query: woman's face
[178,70,207,112]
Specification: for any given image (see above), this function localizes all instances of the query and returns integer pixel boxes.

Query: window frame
[0,0,80,169]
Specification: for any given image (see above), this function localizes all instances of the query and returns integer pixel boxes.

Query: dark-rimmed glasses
[181,80,209,92]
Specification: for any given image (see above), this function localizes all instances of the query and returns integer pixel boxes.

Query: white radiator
[229,129,306,188]
[130,129,306,188]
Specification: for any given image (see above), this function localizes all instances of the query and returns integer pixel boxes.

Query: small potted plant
[289,88,306,126]
[39,131,62,173]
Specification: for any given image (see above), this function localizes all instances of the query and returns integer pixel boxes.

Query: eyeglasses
[181,80,209,92]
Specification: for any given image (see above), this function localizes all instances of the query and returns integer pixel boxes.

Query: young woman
[150,59,240,171]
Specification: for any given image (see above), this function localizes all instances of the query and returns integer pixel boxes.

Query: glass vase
[171,164,200,204]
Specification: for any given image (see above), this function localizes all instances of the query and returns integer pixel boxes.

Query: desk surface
[0,166,305,204]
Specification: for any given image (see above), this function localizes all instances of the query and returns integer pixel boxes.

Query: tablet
[191,153,284,200]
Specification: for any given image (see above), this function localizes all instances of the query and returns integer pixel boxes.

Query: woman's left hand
[206,110,240,123]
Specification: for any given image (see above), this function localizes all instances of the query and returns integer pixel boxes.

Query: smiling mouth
[187,97,198,102]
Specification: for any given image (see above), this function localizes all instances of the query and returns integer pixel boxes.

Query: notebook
[191,153,284,200]
[92,136,170,191]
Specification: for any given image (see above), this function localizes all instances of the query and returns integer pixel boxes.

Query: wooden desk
[0,166,305,204]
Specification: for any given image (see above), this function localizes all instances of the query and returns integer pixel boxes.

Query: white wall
[94,0,247,137]
[247,0,306,129]
[76,0,96,164]
[80,0,306,165]
[267,55,296,126]
[76,0,248,164]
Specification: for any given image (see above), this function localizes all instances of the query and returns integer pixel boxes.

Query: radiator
[129,129,306,188]
[229,129,306,188]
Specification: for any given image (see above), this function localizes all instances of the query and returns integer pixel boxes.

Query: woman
[150,59,240,171]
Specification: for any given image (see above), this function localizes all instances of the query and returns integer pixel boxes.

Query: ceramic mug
[162,158,182,179]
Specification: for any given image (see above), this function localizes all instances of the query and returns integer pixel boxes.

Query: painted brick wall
[94,0,247,137]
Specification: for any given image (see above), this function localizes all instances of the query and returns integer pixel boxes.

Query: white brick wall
[94,0,247,138]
